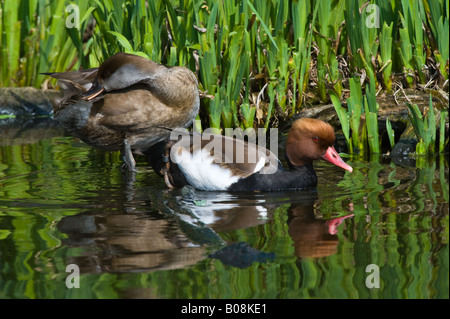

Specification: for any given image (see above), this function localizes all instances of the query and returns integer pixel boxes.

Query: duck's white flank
[253,152,266,173]
[172,147,240,191]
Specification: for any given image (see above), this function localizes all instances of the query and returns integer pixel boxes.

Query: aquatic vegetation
[398,0,427,86]
[386,118,395,150]
[315,0,344,101]
[379,21,394,92]
[407,94,449,156]
[345,1,379,83]
[364,72,380,154]
[331,72,380,155]
[0,0,93,87]
[425,0,449,81]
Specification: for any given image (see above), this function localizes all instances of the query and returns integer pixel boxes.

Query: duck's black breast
[144,141,189,188]
[228,164,317,192]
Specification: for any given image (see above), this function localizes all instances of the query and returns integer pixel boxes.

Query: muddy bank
[0,87,60,117]
[0,87,65,145]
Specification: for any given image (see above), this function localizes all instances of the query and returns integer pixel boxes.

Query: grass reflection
[0,136,448,299]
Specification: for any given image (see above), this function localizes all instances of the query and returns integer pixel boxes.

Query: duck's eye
[312,136,319,143]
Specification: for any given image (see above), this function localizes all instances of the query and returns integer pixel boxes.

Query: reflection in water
[0,119,448,298]
[0,118,64,146]
[209,242,276,268]
[57,210,206,273]
[287,197,354,259]
[56,182,352,273]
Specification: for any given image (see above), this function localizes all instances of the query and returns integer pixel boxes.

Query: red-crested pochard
[145,118,353,191]
[45,52,199,171]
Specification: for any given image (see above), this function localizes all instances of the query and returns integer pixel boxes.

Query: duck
[45,52,200,171]
[145,117,353,192]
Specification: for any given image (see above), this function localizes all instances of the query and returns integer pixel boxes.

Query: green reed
[331,72,380,155]
[1,0,448,148]
[379,22,393,92]
[376,0,398,92]
[315,0,344,101]
[290,0,313,116]
[333,80,448,157]
[345,1,379,83]
[407,94,449,156]
[0,0,93,87]
[82,0,449,134]
[399,0,427,85]
[425,0,449,81]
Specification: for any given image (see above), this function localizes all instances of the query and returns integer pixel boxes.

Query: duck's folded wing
[171,132,279,179]
[210,134,279,177]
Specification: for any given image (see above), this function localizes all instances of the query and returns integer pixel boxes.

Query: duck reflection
[177,189,354,262]
[287,198,353,259]
[57,182,354,273]
[179,189,353,259]
[58,209,207,273]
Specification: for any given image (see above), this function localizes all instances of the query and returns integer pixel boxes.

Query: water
[0,118,448,299]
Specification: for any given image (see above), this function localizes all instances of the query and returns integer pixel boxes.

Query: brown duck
[46,52,200,171]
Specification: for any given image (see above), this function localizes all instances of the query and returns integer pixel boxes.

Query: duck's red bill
[326,214,354,235]
[322,146,353,173]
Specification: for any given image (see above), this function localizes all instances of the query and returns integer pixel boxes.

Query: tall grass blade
[386,119,395,149]
[246,0,278,51]
[330,91,351,152]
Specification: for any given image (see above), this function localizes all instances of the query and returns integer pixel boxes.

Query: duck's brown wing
[171,131,280,179]
[210,134,280,177]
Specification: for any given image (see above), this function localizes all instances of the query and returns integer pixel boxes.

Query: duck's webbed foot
[121,139,137,172]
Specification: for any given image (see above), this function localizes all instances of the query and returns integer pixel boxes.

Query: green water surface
[0,121,448,299]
